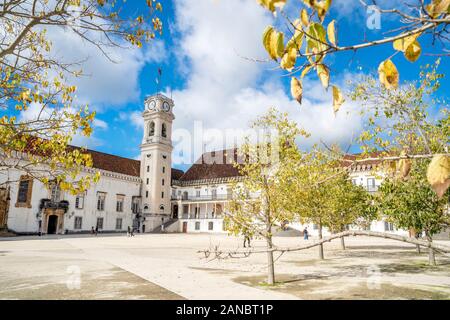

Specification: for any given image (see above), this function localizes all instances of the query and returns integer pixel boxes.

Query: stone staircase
[273,225,303,237]
[151,219,178,233]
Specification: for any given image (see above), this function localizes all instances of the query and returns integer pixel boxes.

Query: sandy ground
[0,233,449,300]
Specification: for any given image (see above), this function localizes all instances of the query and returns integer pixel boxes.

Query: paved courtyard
[0,233,449,300]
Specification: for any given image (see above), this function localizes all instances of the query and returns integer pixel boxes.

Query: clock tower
[140,93,174,232]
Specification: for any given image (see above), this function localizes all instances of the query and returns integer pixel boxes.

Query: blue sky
[10,0,450,172]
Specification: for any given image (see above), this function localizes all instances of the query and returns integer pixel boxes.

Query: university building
[0,93,412,236]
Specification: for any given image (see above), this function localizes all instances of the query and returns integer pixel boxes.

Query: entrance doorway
[182,222,188,233]
[0,188,9,229]
[47,215,58,234]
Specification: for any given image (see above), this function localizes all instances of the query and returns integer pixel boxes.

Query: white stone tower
[140,93,174,232]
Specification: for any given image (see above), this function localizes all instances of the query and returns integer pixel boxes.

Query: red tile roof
[71,147,183,179]
[179,149,243,182]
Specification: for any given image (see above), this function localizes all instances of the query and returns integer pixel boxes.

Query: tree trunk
[426,233,436,266]
[266,236,275,285]
[318,221,324,260]
[340,226,346,250]
[340,236,346,250]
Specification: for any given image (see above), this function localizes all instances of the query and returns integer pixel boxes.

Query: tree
[349,61,449,199]
[289,146,340,260]
[256,0,449,111]
[224,108,308,285]
[0,0,162,194]
[377,160,450,265]
[326,173,375,250]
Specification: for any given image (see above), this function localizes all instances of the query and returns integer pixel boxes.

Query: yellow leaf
[262,26,277,60]
[301,9,309,27]
[306,23,327,54]
[426,0,450,18]
[301,65,312,78]
[317,64,329,89]
[272,31,285,58]
[332,85,344,113]
[393,32,421,52]
[378,59,399,90]
[327,20,336,46]
[404,40,421,62]
[427,154,450,198]
[280,47,297,71]
[291,77,303,104]
[258,0,287,12]
[397,150,412,179]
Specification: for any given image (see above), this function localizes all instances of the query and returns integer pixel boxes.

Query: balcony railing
[365,185,379,193]
[172,194,233,201]
[181,214,223,219]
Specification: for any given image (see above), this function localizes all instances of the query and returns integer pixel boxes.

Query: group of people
[90,226,98,236]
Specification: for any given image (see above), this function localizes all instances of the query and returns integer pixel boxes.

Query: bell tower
[140,93,174,232]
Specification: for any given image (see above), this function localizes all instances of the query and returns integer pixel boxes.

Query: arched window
[161,123,167,138]
[148,121,155,136]
[159,205,164,211]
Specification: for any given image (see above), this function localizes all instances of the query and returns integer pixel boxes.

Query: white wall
[1,165,141,234]
[178,218,225,233]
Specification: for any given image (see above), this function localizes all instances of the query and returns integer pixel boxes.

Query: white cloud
[45,26,165,110]
[93,119,108,130]
[171,0,365,160]
[129,111,144,128]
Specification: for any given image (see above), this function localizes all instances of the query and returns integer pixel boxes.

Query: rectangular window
[96,217,104,230]
[75,195,84,209]
[132,197,139,214]
[97,193,105,211]
[384,221,394,231]
[161,192,164,199]
[208,222,214,231]
[17,179,30,203]
[162,179,165,186]
[196,190,200,197]
[50,184,61,202]
[211,189,217,199]
[146,191,149,198]
[162,166,166,173]
[147,166,150,172]
[115,218,123,230]
[195,222,200,230]
[367,178,377,192]
[116,196,124,212]
[74,217,82,230]
[146,178,149,185]
[183,205,189,214]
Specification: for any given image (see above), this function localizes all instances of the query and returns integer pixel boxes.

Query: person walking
[127,226,131,237]
[243,227,252,248]
[95,225,98,236]
[303,227,309,240]
[130,227,135,237]
[91,226,95,236]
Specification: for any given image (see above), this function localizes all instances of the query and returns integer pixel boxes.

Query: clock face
[162,101,170,112]
[147,100,156,110]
